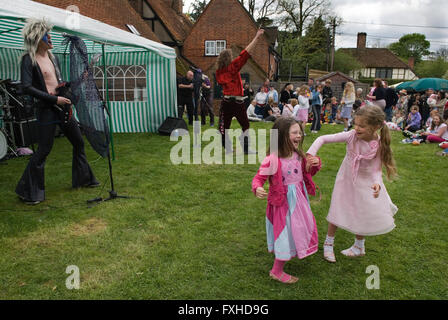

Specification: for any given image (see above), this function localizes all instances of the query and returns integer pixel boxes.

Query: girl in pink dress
[252,117,321,283]
[307,106,398,262]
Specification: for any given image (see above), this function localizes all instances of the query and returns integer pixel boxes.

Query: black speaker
[158,117,188,136]
[5,119,39,147]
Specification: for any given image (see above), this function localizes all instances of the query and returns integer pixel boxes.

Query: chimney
[357,32,367,49]
[408,56,415,69]
[170,0,183,14]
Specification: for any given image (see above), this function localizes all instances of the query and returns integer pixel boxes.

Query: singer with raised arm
[15,19,98,205]
[216,29,265,154]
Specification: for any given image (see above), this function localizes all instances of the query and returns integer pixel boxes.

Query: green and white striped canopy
[0,0,178,133]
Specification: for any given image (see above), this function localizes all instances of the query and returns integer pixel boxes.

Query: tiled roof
[147,0,193,42]
[35,0,160,42]
[316,71,361,83]
[339,48,411,69]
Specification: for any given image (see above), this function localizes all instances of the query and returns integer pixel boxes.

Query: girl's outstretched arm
[307,131,353,156]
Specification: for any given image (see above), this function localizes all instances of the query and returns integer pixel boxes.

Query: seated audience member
[263,97,277,122]
[247,99,263,122]
[386,109,405,131]
[282,99,296,117]
[254,89,268,117]
[405,105,422,132]
[271,102,282,118]
[425,109,440,129]
[421,115,448,143]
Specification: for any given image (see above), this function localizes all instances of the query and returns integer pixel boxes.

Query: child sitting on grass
[403,105,423,138]
[386,110,405,131]
[421,115,448,143]
[282,99,296,117]
[425,109,440,129]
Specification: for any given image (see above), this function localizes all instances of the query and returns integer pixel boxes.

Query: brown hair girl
[269,117,306,159]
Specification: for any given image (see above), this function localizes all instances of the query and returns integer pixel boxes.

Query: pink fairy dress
[307,130,398,236]
[256,153,319,261]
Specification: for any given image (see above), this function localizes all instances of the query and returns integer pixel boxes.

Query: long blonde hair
[22,18,53,65]
[297,84,310,96]
[354,106,397,179]
[343,82,355,99]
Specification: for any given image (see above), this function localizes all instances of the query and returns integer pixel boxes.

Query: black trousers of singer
[15,115,98,202]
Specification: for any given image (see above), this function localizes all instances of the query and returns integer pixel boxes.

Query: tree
[300,15,328,70]
[277,15,331,78]
[414,57,448,78]
[334,50,363,75]
[435,46,448,61]
[188,0,209,22]
[277,0,330,37]
[388,33,430,63]
[239,0,256,18]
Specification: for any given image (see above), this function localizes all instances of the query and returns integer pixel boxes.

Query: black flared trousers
[15,116,98,202]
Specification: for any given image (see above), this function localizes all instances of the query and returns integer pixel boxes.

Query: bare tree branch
[277,0,331,37]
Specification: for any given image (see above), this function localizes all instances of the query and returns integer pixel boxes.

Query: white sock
[352,238,365,254]
[324,235,334,252]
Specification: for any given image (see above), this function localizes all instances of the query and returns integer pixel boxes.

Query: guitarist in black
[16,19,98,205]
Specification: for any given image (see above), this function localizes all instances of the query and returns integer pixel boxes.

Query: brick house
[182,0,280,99]
[128,0,195,75]
[37,0,160,42]
[340,33,418,82]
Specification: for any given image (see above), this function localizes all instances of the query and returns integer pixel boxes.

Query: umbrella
[396,78,448,92]
[389,82,403,89]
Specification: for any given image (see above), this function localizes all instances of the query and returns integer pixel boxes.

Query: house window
[375,68,392,79]
[205,40,226,56]
[94,65,147,102]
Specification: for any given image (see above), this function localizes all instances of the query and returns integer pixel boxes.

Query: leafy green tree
[414,57,448,78]
[388,33,430,63]
[334,50,363,75]
[277,16,331,78]
[300,15,328,68]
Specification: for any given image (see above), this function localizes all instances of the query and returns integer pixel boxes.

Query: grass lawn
[0,120,447,300]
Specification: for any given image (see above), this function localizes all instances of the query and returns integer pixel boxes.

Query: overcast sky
[182,0,448,53]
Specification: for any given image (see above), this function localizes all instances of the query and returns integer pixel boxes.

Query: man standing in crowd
[200,74,214,127]
[322,79,333,103]
[243,81,254,110]
[177,70,194,125]
[267,84,279,104]
[384,81,398,122]
[420,88,433,126]
[215,29,265,154]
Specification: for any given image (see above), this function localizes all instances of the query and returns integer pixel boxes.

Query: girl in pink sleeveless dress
[307,106,398,262]
[252,117,321,284]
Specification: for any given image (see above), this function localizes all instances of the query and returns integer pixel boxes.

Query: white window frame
[216,40,226,55]
[204,40,226,56]
[94,65,147,102]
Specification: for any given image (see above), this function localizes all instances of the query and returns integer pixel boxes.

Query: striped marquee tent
[0,0,178,133]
